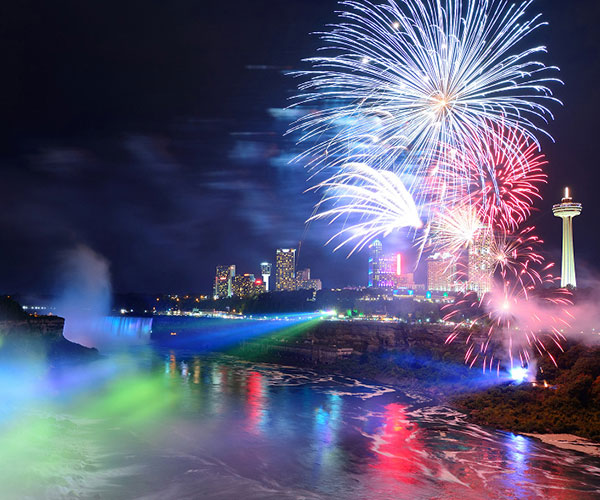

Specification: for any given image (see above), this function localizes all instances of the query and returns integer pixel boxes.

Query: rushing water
[1,328,600,498]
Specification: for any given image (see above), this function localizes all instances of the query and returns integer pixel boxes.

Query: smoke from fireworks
[292,0,567,372]
[444,273,572,372]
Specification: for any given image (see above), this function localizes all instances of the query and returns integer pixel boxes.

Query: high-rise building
[378,253,397,288]
[296,268,310,282]
[232,274,264,298]
[466,230,494,296]
[261,262,272,292]
[368,240,383,287]
[393,252,415,287]
[368,241,414,289]
[276,248,296,291]
[214,265,236,299]
[296,268,322,292]
[553,187,582,288]
[427,253,458,292]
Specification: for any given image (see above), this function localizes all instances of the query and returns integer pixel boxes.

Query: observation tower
[552,188,582,288]
[261,262,272,292]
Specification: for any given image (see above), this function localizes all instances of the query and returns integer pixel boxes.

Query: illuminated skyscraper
[232,274,264,298]
[296,268,322,292]
[275,249,296,291]
[427,253,458,292]
[261,262,272,292]
[214,265,236,299]
[466,230,494,296]
[296,268,310,282]
[368,240,383,287]
[368,241,414,289]
[392,252,415,288]
[553,187,582,288]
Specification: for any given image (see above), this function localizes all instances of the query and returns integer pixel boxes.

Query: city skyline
[209,186,584,298]
[2,2,599,498]
[0,0,598,295]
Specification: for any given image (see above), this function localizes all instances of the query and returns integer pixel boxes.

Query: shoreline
[521,433,600,457]
[231,351,600,451]
[237,352,600,455]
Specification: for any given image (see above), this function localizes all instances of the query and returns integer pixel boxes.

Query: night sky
[0,0,599,294]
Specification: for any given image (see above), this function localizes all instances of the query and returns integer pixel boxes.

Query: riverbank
[0,296,99,364]
[231,339,501,403]
[229,330,600,443]
[523,433,600,457]
[452,342,600,441]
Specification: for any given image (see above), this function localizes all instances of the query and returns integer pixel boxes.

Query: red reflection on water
[369,403,422,484]
[220,367,229,392]
[193,358,200,384]
[245,371,265,434]
[169,352,176,378]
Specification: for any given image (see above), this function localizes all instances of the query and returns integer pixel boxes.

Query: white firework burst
[290,0,561,204]
[308,162,422,254]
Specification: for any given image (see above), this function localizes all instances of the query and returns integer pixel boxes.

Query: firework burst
[290,0,560,204]
[444,271,572,372]
[490,226,546,283]
[426,204,486,256]
[436,125,548,230]
[308,162,422,254]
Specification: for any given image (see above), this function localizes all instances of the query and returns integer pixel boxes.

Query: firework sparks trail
[307,163,422,255]
[490,226,546,284]
[443,270,573,372]
[434,124,548,230]
[290,0,561,209]
[425,204,485,256]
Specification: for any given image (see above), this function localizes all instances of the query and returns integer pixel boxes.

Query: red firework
[490,226,546,284]
[443,268,573,373]
[437,124,547,230]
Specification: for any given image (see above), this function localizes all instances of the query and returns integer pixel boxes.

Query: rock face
[256,320,489,365]
[0,315,98,363]
[0,315,65,340]
[308,321,462,353]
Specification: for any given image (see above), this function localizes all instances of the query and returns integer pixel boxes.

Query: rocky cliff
[308,321,453,352]
[237,320,491,370]
[0,315,65,339]
[0,314,98,363]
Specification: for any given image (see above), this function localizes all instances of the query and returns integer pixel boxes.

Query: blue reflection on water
[2,328,600,499]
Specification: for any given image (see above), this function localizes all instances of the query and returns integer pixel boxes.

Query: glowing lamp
[510,366,528,383]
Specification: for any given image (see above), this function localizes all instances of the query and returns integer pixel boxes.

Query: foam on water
[3,351,600,499]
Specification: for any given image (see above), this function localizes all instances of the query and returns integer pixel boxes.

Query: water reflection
[370,403,422,484]
[6,348,597,499]
[246,371,267,434]
[146,351,600,500]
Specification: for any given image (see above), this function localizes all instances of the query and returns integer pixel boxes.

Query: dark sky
[0,0,599,294]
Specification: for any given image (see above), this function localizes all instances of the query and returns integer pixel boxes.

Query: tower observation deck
[552,187,582,288]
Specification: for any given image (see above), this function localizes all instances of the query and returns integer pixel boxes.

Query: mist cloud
[53,245,112,348]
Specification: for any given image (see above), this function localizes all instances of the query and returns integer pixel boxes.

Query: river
[1,324,600,498]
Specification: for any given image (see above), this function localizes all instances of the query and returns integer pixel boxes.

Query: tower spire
[552,188,582,288]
